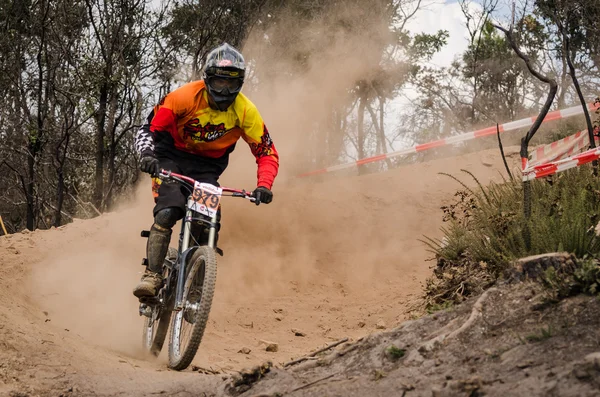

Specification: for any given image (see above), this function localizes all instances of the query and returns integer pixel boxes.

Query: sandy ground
[0,146,521,396]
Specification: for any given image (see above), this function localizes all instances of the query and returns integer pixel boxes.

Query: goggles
[207,77,242,93]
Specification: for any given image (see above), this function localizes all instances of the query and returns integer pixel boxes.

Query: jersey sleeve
[135,111,155,156]
[240,105,279,189]
[150,86,191,139]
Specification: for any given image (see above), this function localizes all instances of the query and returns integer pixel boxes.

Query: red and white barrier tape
[523,145,600,181]
[528,130,600,167]
[298,102,600,177]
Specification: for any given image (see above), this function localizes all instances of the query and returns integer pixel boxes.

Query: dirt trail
[0,147,520,396]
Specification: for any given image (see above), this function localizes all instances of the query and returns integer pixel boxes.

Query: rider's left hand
[252,186,273,205]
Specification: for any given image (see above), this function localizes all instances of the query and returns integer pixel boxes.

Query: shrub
[424,166,600,309]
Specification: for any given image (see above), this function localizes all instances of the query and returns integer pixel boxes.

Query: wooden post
[0,216,7,236]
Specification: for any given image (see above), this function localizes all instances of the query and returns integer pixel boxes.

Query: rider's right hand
[140,152,160,176]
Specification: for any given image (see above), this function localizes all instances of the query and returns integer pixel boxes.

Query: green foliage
[426,301,454,314]
[386,345,406,360]
[424,167,600,309]
[461,19,548,123]
[540,257,600,299]
[410,30,449,61]
[525,326,553,342]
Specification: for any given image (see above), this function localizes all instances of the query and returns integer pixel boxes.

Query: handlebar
[157,169,257,203]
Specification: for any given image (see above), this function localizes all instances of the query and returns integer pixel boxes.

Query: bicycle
[138,169,256,370]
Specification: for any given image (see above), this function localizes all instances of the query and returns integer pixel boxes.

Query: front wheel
[168,246,217,370]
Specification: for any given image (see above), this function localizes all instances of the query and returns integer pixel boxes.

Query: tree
[535,0,600,150]
[161,0,269,82]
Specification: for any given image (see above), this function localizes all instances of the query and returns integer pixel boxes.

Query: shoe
[133,270,163,298]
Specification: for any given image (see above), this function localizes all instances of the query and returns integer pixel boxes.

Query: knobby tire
[168,246,217,370]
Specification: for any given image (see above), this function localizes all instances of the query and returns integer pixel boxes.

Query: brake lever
[158,169,172,180]
[242,189,258,204]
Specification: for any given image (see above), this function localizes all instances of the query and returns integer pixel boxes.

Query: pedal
[138,303,153,317]
[216,247,224,256]
[140,230,150,238]
[140,258,148,267]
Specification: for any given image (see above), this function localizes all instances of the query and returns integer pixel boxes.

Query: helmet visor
[207,77,242,93]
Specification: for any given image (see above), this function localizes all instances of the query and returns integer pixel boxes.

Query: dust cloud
[26,2,442,363]
[29,184,154,356]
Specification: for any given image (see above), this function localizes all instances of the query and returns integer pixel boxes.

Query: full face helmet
[203,43,246,111]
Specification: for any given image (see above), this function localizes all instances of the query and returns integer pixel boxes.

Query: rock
[265,343,278,352]
[431,386,443,397]
[291,328,306,337]
[573,367,591,380]
[376,320,386,329]
[358,321,366,328]
[513,252,575,280]
[543,380,558,393]
[275,316,283,321]
[500,344,527,365]
[21,229,31,234]
[258,340,279,352]
[584,352,600,368]
[404,349,425,366]
[481,156,494,167]
[238,347,251,354]
[516,360,534,369]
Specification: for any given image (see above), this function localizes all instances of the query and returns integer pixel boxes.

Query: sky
[404,0,513,67]
[381,0,482,150]
[405,0,477,67]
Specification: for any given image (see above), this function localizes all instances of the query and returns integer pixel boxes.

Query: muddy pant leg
[147,207,182,273]
[147,157,186,273]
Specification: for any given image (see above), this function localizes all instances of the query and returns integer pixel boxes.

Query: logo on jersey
[183,119,230,142]
[249,125,274,158]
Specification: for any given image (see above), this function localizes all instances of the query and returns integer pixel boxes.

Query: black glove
[140,152,160,176]
[252,186,273,205]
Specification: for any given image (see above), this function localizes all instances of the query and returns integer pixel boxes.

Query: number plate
[187,182,222,217]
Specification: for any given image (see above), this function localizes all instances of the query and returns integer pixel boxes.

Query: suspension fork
[174,209,218,310]
[175,209,193,310]
[208,211,218,249]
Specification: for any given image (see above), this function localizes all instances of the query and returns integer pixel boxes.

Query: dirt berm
[224,282,600,397]
[1,146,599,396]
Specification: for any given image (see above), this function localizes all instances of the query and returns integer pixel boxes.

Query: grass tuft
[424,166,600,310]
[386,345,406,360]
[525,326,553,342]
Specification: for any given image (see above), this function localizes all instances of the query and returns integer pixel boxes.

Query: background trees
[0,0,598,232]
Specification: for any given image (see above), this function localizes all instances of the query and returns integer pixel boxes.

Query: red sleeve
[150,107,178,137]
[256,143,279,189]
[239,103,279,189]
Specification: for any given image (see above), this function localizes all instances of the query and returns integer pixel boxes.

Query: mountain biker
[133,43,279,298]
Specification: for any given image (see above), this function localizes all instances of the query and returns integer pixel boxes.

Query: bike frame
[156,169,254,312]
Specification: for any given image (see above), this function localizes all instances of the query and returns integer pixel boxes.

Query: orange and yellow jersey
[135,80,279,189]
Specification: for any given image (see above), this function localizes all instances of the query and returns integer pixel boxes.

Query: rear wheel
[142,247,177,356]
[168,246,217,370]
